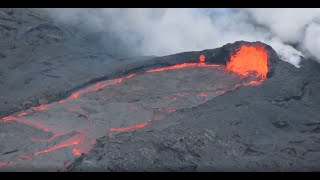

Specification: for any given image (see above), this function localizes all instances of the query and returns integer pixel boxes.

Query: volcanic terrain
[1,9,320,172]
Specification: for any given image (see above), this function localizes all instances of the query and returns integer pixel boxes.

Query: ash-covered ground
[1,9,320,172]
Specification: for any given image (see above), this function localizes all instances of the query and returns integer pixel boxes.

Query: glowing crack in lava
[0,162,9,168]
[21,134,87,159]
[199,54,205,64]
[226,45,268,80]
[147,54,220,73]
[146,63,220,73]
[0,51,270,170]
[110,120,151,132]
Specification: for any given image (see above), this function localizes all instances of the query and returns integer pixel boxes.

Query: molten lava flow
[21,134,87,159]
[17,111,27,117]
[68,74,136,100]
[147,63,219,73]
[109,108,178,133]
[199,54,206,64]
[0,52,270,168]
[226,45,268,80]
[33,105,47,111]
[33,134,83,156]
[2,116,50,132]
[0,161,9,168]
[199,93,208,97]
[2,116,15,122]
[147,54,220,73]
[110,120,151,132]
[0,73,141,163]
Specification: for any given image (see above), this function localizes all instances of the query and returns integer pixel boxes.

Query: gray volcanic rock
[0,9,279,120]
[1,8,320,172]
[0,8,152,118]
[0,65,249,171]
[69,59,320,171]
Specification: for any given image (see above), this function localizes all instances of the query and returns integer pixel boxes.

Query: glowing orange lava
[110,120,151,132]
[0,52,270,167]
[199,54,206,64]
[2,116,50,132]
[199,93,208,97]
[22,134,87,159]
[33,134,82,156]
[109,108,177,133]
[226,45,268,80]
[17,111,27,117]
[0,72,141,162]
[147,63,219,73]
[2,116,15,122]
[0,161,9,168]
[33,105,47,111]
[68,74,136,100]
[147,54,219,73]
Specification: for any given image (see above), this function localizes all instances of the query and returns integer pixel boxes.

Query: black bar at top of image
[1,0,318,8]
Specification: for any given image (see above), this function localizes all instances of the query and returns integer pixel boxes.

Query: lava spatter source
[199,54,206,64]
[0,52,270,170]
[226,45,268,80]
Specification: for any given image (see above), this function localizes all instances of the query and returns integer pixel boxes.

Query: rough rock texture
[1,8,320,172]
[0,8,152,118]
[0,8,278,119]
[1,65,252,171]
[69,59,320,171]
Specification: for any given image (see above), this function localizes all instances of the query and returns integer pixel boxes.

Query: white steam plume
[47,8,320,67]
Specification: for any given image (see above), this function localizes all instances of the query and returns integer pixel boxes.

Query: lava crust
[70,57,320,172]
[1,39,279,171]
[2,8,320,172]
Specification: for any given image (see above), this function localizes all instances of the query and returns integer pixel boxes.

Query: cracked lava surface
[0,45,269,171]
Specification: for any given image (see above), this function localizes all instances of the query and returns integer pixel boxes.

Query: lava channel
[0,45,270,170]
[0,162,9,168]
